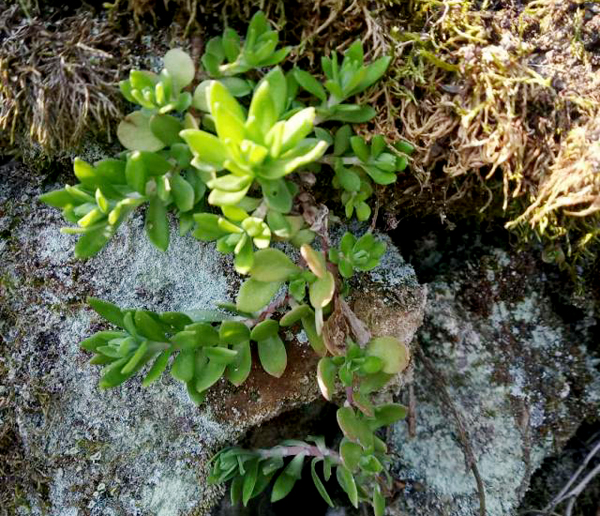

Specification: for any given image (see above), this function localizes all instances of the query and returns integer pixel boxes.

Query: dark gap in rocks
[389,212,511,284]
[210,400,361,516]
[519,420,600,516]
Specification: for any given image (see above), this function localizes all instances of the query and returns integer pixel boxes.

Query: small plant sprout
[40,10,414,514]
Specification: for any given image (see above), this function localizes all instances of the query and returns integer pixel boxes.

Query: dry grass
[0,4,129,156]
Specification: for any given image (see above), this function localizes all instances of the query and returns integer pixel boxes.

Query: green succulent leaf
[309,271,335,309]
[293,68,327,102]
[311,458,334,507]
[250,319,279,341]
[236,278,281,313]
[180,129,228,169]
[118,111,165,152]
[145,196,170,252]
[171,350,195,382]
[195,357,227,392]
[317,357,337,401]
[257,335,287,378]
[249,249,300,282]
[150,114,184,146]
[225,340,252,386]
[163,48,195,89]
[142,349,172,386]
[336,465,358,508]
[340,440,362,472]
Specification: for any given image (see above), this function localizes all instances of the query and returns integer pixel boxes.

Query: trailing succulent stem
[40,11,414,514]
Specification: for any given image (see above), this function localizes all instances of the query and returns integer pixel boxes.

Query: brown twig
[417,347,487,516]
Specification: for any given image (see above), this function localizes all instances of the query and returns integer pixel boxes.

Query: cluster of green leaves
[40,11,412,260]
[328,232,387,278]
[39,11,417,515]
[209,339,408,515]
[81,297,294,405]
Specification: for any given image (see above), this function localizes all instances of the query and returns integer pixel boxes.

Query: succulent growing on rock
[40,11,415,514]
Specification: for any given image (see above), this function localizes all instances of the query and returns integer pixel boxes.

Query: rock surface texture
[0,161,426,515]
[389,242,599,516]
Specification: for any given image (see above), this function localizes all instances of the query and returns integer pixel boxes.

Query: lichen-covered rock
[388,246,600,516]
[0,160,425,515]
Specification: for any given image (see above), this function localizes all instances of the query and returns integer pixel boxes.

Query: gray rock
[388,246,599,516]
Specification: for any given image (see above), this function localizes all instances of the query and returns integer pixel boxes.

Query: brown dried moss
[0,5,130,157]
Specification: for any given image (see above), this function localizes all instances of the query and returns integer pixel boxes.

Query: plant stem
[257,444,341,463]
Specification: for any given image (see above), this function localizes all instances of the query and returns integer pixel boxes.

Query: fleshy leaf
[236,279,281,313]
[249,249,300,282]
[118,111,165,152]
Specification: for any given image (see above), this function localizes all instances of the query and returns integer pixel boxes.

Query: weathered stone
[388,246,600,516]
[0,160,425,515]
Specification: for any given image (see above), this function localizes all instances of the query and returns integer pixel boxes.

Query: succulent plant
[40,10,415,515]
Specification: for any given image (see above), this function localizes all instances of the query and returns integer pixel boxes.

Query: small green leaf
[236,278,282,313]
[204,346,238,365]
[164,48,195,89]
[336,466,358,508]
[39,189,76,208]
[334,125,352,156]
[180,129,228,169]
[309,271,335,309]
[279,304,312,327]
[362,165,396,185]
[150,114,184,146]
[88,297,125,327]
[242,459,259,506]
[270,473,296,503]
[195,358,227,392]
[171,330,202,350]
[365,336,410,374]
[395,139,415,155]
[258,178,293,213]
[250,319,279,341]
[142,349,172,386]
[99,357,135,389]
[371,403,408,429]
[327,105,376,123]
[193,213,228,241]
[293,68,327,101]
[80,330,125,352]
[225,340,252,386]
[186,380,207,405]
[281,107,317,153]
[351,56,392,95]
[340,440,362,472]
[145,196,170,252]
[134,310,167,341]
[246,81,276,141]
[301,316,327,357]
[219,321,250,344]
[311,458,334,507]
[350,136,370,162]
[373,484,385,516]
[317,357,337,401]
[230,475,243,506]
[118,111,165,152]
[300,244,327,278]
[257,335,287,378]
[171,174,195,212]
[208,80,246,122]
[74,225,112,258]
[249,249,300,282]
[121,340,149,374]
[171,350,195,382]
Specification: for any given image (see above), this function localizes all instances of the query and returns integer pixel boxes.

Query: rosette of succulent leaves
[40,11,415,515]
